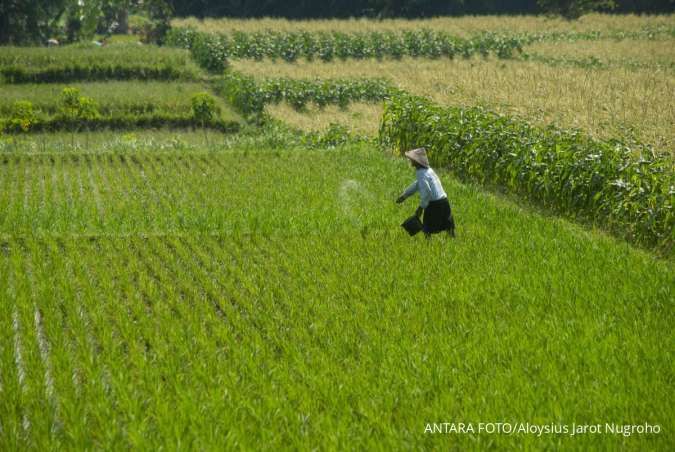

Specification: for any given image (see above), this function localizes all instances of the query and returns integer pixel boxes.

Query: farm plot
[0,82,241,133]
[0,43,200,83]
[173,13,674,36]
[0,82,232,117]
[231,58,675,153]
[0,144,672,450]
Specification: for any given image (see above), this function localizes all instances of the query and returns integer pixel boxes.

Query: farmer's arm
[396,181,418,203]
[416,178,432,217]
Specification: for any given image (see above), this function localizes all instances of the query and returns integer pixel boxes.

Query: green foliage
[379,94,674,252]
[0,84,240,134]
[191,92,219,123]
[537,0,616,19]
[190,32,229,73]
[0,0,69,45]
[166,27,524,62]
[7,100,37,132]
[0,146,672,448]
[0,44,200,83]
[141,0,173,44]
[216,71,398,121]
[59,87,101,120]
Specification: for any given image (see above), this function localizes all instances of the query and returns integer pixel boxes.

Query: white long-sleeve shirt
[401,167,447,209]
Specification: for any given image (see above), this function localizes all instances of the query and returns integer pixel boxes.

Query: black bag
[401,215,423,236]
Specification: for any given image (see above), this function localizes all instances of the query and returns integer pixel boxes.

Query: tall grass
[266,102,383,135]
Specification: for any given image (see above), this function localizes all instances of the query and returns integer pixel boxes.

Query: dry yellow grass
[174,14,674,37]
[525,39,675,66]
[266,102,382,135]
[233,58,675,154]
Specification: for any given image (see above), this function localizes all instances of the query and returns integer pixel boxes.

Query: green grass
[0,143,672,450]
[0,82,236,118]
[0,43,201,82]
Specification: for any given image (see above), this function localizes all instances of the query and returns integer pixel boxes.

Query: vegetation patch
[0,43,201,83]
[379,94,674,253]
[0,147,672,449]
[215,72,397,119]
[0,84,240,134]
[166,27,524,65]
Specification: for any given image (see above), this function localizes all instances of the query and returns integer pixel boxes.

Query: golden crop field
[234,57,675,154]
[174,13,674,36]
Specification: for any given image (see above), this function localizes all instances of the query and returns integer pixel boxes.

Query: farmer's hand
[415,207,424,218]
[395,195,406,204]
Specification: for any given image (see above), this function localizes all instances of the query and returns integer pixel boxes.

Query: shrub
[190,33,229,73]
[59,87,100,121]
[8,100,37,132]
[191,92,220,124]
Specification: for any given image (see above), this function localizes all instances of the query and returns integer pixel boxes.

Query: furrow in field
[37,156,49,222]
[151,236,241,344]
[18,240,64,439]
[40,155,54,229]
[105,154,139,232]
[8,241,45,439]
[60,239,117,408]
[104,238,156,359]
[118,154,153,231]
[195,235,258,326]
[0,241,23,446]
[21,157,33,230]
[0,156,10,231]
[134,154,177,231]
[11,308,30,434]
[173,236,236,322]
[44,239,84,400]
[6,156,22,231]
[172,154,212,209]
[152,154,194,214]
[66,238,123,401]
[32,308,58,422]
[68,155,84,213]
[58,156,74,212]
[83,154,105,225]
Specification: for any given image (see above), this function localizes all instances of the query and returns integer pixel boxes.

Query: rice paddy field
[1,12,674,451]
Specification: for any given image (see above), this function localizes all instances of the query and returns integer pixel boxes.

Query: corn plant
[379,93,674,252]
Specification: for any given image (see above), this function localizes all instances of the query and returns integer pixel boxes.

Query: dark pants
[423,198,455,236]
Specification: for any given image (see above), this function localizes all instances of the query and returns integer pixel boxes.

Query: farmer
[396,147,456,237]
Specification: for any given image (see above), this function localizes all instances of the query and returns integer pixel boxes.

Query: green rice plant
[0,44,201,83]
[0,144,672,449]
[379,93,674,253]
[0,83,242,134]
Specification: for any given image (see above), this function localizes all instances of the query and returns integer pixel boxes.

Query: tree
[537,0,616,19]
[0,0,69,44]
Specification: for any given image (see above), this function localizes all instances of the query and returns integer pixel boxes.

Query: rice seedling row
[0,145,672,449]
[2,224,671,449]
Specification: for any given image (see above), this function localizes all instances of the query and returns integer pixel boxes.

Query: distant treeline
[167,0,674,18]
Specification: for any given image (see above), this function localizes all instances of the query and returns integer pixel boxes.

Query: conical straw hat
[404,147,430,168]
